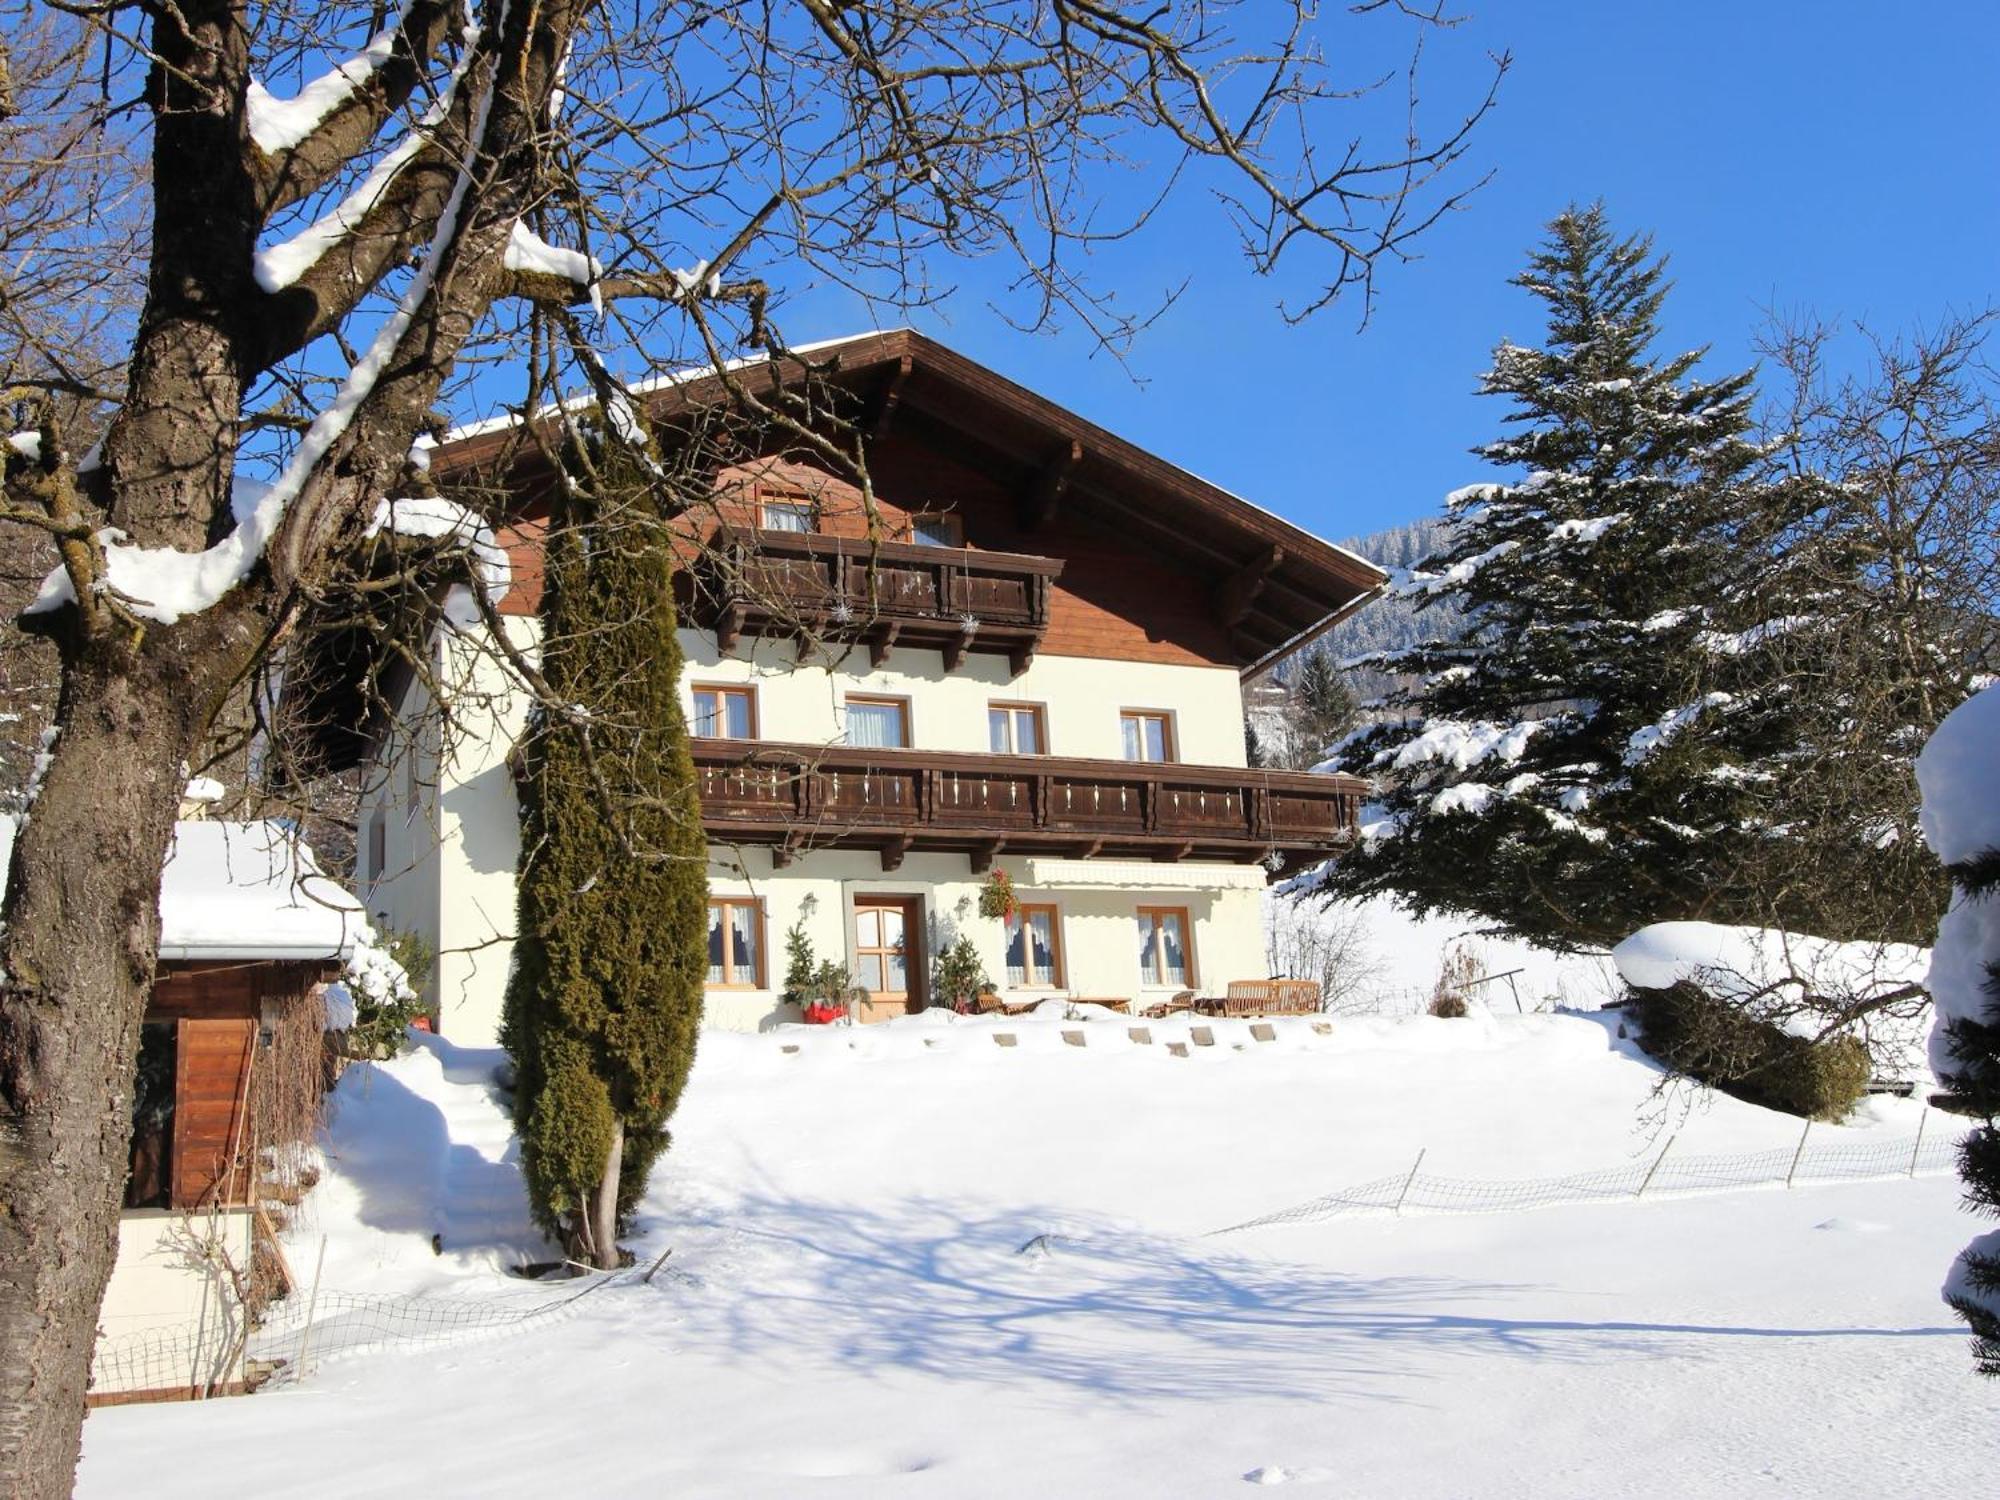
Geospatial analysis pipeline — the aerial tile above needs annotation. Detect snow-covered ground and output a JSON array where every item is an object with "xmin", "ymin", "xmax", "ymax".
[
  {"xmin": 79, "ymin": 998, "xmax": 1995, "ymax": 1498},
  {"xmin": 1264, "ymin": 887, "xmax": 1623, "ymax": 1016}
]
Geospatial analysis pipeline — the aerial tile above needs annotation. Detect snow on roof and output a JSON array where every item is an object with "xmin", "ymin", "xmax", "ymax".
[
  {"xmin": 434, "ymin": 330, "xmax": 902, "ymax": 447},
  {"xmin": 0, "ymin": 817, "xmax": 368, "ymax": 963}
]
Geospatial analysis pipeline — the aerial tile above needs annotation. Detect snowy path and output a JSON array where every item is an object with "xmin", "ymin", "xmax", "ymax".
[{"xmin": 80, "ymin": 1015, "xmax": 1999, "ymax": 1498}]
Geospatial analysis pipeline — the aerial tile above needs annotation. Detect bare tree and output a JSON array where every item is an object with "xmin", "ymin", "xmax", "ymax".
[
  {"xmin": 0, "ymin": 0, "xmax": 1503, "ymax": 1485},
  {"xmin": 0, "ymin": 6, "xmax": 147, "ymax": 806},
  {"xmin": 1721, "ymin": 311, "xmax": 2000, "ymax": 952}
]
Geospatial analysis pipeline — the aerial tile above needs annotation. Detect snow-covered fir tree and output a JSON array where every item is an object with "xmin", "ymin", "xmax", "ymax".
[
  {"xmin": 1917, "ymin": 684, "xmax": 2000, "ymax": 1375},
  {"xmin": 1319, "ymin": 204, "xmax": 1782, "ymax": 949}
]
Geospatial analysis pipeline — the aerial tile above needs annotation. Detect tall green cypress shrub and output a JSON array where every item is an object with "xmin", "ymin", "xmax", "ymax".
[{"xmin": 501, "ymin": 443, "xmax": 707, "ymax": 1267}]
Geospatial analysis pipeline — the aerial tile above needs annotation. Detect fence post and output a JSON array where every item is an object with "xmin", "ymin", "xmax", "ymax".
[
  {"xmin": 1909, "ymin": 1108, "xmax": 1927, "ymax": 1178},
  {"xmin": 1785, "ymin": 1118, "xmax": 1812, "ymax": 1189},
  {"xmin": 1392, "ymin": 1149, "xmax": 1427, "ymax": 1216},
  {"xmin": 293, "ymin": 1236, "xmax": 328, "ymax": 1382},
  {"xmin": 1636, "ymin": 1133, "xmax": 1677, "ymax": 1199}
]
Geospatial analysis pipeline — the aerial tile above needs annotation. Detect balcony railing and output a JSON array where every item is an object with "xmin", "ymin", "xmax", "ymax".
[
  {"xmin": 687, "ymin": 527, "xmax": 1065, "ymax": 674},
  {"xmin": 690, "ymin": 738, "xmax": 1364, "ymax": 876}
]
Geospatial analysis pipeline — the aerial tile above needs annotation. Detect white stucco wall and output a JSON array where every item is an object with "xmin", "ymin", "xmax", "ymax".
[
  {"xmin": 681, "ymin": 634, "xmax": 1250, "ymax": 766},
  {"xmin": 93, "ymin": 1210, "xmax": 255, "ymax": 1396},
  {"xmin": 707, "ymin": 847, "xmax": 1267, "ymax": 1032},
  {"xmin": 363, "ymin": 621, "xmax": 1264, "ymax": 1046},
  {"xmin": 360, "ymin": 620, "xmax": 535, "ymax": 1043}
]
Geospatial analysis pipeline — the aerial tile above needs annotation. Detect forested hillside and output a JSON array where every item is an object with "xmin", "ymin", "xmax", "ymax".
[{"xmin": 1322, "ymin": 516, "xmax": 1461, "ymax": 701}]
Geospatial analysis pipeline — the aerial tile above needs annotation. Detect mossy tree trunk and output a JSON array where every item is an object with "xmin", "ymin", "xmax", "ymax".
[{"xmin": 501, "ymin": 445, "xmax": 707, "ymax": 1268}]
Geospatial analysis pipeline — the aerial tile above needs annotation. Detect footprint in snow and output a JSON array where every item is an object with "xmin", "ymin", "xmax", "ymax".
[
  {"xmin": 1813, "ymin": 1217, "xmax": 1891, "ymax": 1233},
  {"xmin": 1244, "ymin": 1464, "xmax": 1334, "ymax": 1486}
]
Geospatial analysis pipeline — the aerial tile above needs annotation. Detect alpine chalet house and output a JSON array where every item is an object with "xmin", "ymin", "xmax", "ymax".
[{"xmin": 343, "ymin": 331, "xmax": 1382, "ymax": 1041}]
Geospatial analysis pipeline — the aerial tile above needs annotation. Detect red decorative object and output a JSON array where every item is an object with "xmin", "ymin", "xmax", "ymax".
[
  {"xmin": 802, "ymin": 1001, "xmax": 848, "ymax": 1026},
  {"xmin": 977, "ymin": 869, "xmax": 1018, "ymax": 921}
]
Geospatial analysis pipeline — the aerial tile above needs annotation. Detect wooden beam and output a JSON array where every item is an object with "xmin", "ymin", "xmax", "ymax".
[
  {"xmin": 970, "ymin": 838, "xmax": 1007, "ymax": 874},
  {"xmin": 1073, "ymin": 837, "xmax": 1104, "ymax": 859},
  {"xmin": 1216, "ymin": 544, "xmax": 1285, "ymax": 627},
  {"xmin": 1152, "ymin": 841, "xmax": 1196, "ymax": 863},
  {"xmin": 716, "ymin": 602, "xmax": 747, "ymax": 656},
  {"xmin": 881, "ymin": 834, "xmax": 913, "ymax": 872},
  {"xmin": 865, "ymin": 354, "xmax": 913, "ymax": 438},
  {"xmin": 867, "ymin": 619, "xmax": 902, "ymax": 669},
  {"xmin": 1019, "ymin": 439, "xmax": 1082, "ymax": 532}
]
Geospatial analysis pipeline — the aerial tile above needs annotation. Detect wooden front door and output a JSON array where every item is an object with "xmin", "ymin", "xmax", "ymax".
[{"xmin": 852, "ymin": 896, "xmax": 924, "ymax": 1023}]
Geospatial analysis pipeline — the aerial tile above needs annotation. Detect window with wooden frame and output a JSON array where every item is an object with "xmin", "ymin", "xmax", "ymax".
[
  {"xmin": 1120, "ymin": 710, "xmax": 1175, "ymax": 763},
  {"xmin": 908, "ymin": 511, "xmax": 963, "ymax": 548},
  {"xmin": 691, "ymin": 683, "xmax": 758, "ymax": 740},
  {"xmin": 844, "ymin": 694, "xmax": 911, "ymax": 749},
  {"xmin": 706, "ymin": 898, "xmax": 767, "ymax": 988},
  {"xmin": 987, "ymin": 701, "xmax": 1047, "ymax": 755},
  {"xmin": 759, "ymin": 496, "xmax": 817, "ymax": 533},
  {"xmin": 1004, "ymin": 904, "xmax": 1065, "ymax": 988},
  {"xmin": 1135, "ymin": 906, "xmax": 1195, "ymax": 988}
]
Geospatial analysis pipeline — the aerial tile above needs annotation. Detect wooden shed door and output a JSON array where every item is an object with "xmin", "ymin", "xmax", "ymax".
[
  {"xmin": 172, "ymin": 1017, "xmax": 257, "ymax": 1208},
  {"xmin": 852, "ymin": 897, "xmax": 924, "ymax": 1023}
]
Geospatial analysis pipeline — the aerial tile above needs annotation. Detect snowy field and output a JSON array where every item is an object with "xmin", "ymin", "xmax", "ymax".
[{"xmin": 79, "ymin": 987, "xmax": 1996, "ymax": 1499}]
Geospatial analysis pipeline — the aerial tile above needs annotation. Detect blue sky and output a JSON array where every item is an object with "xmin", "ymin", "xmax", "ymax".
[{"xmin": 787, "ymin": 3, "xmax": 1999, "ymax": 548}]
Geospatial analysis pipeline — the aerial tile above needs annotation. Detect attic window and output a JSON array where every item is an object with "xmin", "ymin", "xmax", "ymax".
[
  {"xmin": 909, "ymin": 512, "xmax": 962, "ymax": 547},
  {"xmin": 760, "ymin": 498, "xmax": 816, "ymax": 533}
]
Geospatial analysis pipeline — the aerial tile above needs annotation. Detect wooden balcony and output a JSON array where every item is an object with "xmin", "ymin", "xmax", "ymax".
[
  {"xmin": 690, "ymin": 739, "xmax": 1365, "ymax": 877},
  {"xmin": 687, "ymin": 527, "xmax": 1065, "ymax": 674}
]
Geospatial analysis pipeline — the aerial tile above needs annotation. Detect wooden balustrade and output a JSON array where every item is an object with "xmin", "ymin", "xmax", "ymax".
[
  {"xmin": 687, "ymin": 527, "xmax": 1065, "ymax": 674},
  {"xmin": 690, "ymin": 739, "xmax": 1363, "ymax": 876}
]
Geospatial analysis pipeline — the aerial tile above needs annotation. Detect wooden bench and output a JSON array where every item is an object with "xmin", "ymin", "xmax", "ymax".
[
  {"xmin": 973, "ymin": 993, "xmax": 1054, "ymax": 1017},
  {"xmin": 1194, "ymin": 979, "xmax": 1323, "ymax": 1018}
]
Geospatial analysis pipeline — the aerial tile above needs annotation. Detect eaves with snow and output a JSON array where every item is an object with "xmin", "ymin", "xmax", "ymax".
[{"xmin": 0, "ymin": 816, "xmax": 369, "ymax": 965}]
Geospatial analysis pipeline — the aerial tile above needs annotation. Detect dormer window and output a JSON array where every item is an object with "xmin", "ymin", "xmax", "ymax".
[
  {"xmin": 909, "ymin": 512, "xmax": 963, "ymax": 548},
  {"xmin": 760, "ymin": 498, "xmax": 816, "ymax": 533}
]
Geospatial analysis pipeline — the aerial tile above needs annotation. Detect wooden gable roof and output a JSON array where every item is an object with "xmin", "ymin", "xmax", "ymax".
[{"xmin": 432, "ymin": 329, "xmax": 1386, "ymax": 675}]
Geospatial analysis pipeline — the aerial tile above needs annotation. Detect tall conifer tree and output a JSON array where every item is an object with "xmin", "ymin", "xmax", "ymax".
[
  {"xmin": 1919, "ymin": 686, "xmax": 2000, "ymax": 1375},
  {"xmin": 1320, "ymin": 205, "xmax": 1775, "ymax": 948},
  {"xmin": 502, "ymin": 440, "xmax": 708, "ymax": 1267}
]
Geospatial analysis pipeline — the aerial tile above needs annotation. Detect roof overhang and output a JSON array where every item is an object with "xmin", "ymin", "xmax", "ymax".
[{"xmin": 428, "ymin": 328, "xmax": 1388, "ymax": 676}]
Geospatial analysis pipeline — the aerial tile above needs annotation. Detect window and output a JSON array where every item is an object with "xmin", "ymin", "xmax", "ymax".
[
  {"xmin": 1005, "ymin": 904, "xmax": 1065, "ymax": 988},
  {"xmin": 366, "ymin": 809, "xmax": 387, "ymax": 882},
  {"xmin": 844, "ymin": 695, "xmax": 911, "ymax": 748},
  {"xmin": 853, "ymin": 901, "xmax": 911, "ymax": 995},
  {"xmin": 760, "ymin": 498, "xmax": 816, "ymax": 533},
  {"xmin": 988, "ymin": 702, "xmax": 1046, "ymax": 755},
  {"xmin": 1121, "ymin": 711, "xmax": 1175, "ymax": 763},
  {"xmin": 707, "ymin": 899, "xmax": 766, "ymax": 987},
  {"xmin": 909, "ymin": 512, "xmax": 963, "ymax": 547},
  {"xmin": 691, "ymin": 684, "xmax": 757, "ymax": 739},
  {"xmin": 1136, "ymin": 906, "xmax": 1195, "ymax": 988}
]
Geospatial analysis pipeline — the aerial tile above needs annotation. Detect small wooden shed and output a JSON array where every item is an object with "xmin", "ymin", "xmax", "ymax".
[{"xmin": 0, "ymin": 816, "xmax": 373, "ymax": 1402}]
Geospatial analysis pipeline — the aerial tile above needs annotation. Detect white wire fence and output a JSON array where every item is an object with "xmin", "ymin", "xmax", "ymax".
[
  {"xmin": 92, "ymin": 1261, "xmax": 636, "ymax": 1403},
  {"xmin": 1209, "ymin": 1121, "xmax": 1959, "ymax": 1236},
  {"xmin": 96, "ymin": 1122, "xmax": 1962, "ymax": 1400}
]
